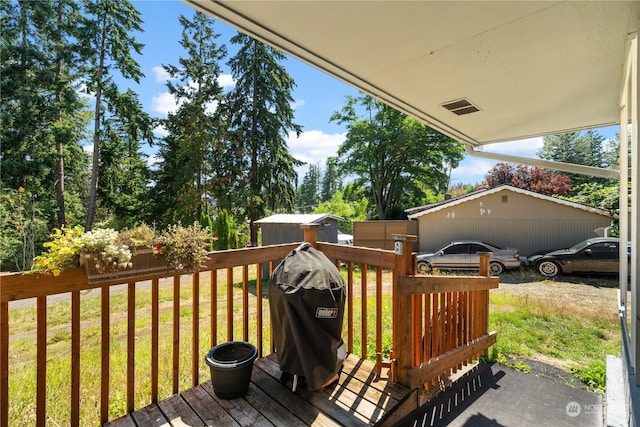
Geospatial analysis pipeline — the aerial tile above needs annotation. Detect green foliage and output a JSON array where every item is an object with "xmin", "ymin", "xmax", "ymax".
[
  {"xmin": 153, "ymin": 222, "xmax": 209, "ymax": 272},
  {"xmin": 214, "ymin": 210, "xmax": 233, "ymax": 250},
  {"xmin": 488, "ymin": 293, "xmax": 618, "ymax": 392},
  {"xmin": 82, "ymin": 0, "xmax": 147, "ymax": 230},
  {"xmin": 538, "ymin": 130, "xmax": 616, "ymax": 190},
  {"xmin": 151, "ymin": 12, "xmax": 227, "ymax": 228},
  {"xmin": 31, "ymin": 226, "xmax": 86, "ymax": 276},
  {"xmin": 1, "ymin": 0, "xmax": 90, "ymax": 228},
  {"xmin": 0, "ymin": 187, "xmax": 50, "ymax": 272},
  {"xmin": 561, "ymin": 182, "xmax": 620, "ymax": 236},
  {"xmin": 297, "ymin": 164, "xmax": 321, "ymax": 213},
  {"xmin": 321, "ymin": 157, "xmax": 342, "ymax": 202},
  {"xmin": 563, "ymin": 182, "xmax": 620, "ymax": 214},
  {"xmin": 225, "ymin": 32, "xmax": 302, "ymax": 244},
  {"xmin": 313, "ymin": 190, "xmax": 368, "ymax": 234},
  {"xmin": 331, "ymin": 94, "xmax": 464, "ymax": 219},
  {"xmin": 571, "ymin": 361, "xmax": 606, "ymax": 392},
  {"xmin": 98, "ymin": 90, "xmax": 154, "ymax": 227},
  {"xmin": 200, "ymin": 211, "xmax": 215, "ymax": 251}
]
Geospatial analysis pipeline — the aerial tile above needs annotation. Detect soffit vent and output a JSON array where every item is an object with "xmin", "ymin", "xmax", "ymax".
[{"xmin": 441, "ymin": 98, "xmax": 480, "ymax": 116}]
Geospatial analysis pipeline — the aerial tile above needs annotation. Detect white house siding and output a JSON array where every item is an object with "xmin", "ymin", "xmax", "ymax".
[{"xmin": 415, "ymin": 189, "xmax": 612, "ymax": 257}]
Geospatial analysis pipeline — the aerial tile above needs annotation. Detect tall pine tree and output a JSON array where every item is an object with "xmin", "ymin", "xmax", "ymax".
[
  {"xmin": 81, "ymin": 0, "xmax": 146, "ymax": 230},
  {"xmin": 151, "ymin": 12, "xmax": 227, "ymax": 227},
  {"xmin": 297, "ymin": 164, "xmax": 321, "ymax": 213},
  {"xmin": 224, "ymin": 33, "xmax": 302, "ymax": 245},
  {"xmin": 1, "ymin": 0, "xmax": 89, "ymax": 228}
]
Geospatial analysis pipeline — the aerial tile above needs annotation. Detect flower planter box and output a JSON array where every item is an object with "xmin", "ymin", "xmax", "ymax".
[{"xmin": 82, "ymin": 246, "xmax": 168, "ymax": 284}]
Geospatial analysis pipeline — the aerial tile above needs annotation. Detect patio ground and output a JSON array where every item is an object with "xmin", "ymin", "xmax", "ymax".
[{"xmin": 398, "ymin": 360, "xmax": 603, "ymax": 427}]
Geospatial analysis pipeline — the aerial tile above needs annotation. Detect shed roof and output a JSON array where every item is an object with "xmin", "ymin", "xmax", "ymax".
[
  {"xmin": 255, "ymin": 213, "xmax": 344, "ymax": 225},
  {"xmin": 406, "ymin": 185, "xmax": 613, "ymax": 219}
]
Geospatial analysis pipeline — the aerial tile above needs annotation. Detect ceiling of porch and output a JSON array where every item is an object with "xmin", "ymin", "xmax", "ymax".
[{"xmin": 185, "ymin": 1, "xmax": 638, "ymax": 146}]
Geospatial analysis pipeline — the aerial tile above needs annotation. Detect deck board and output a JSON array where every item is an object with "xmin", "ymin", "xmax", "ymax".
[{"xmin": 115, "ymin": 354, "xmax": 411, "ymax": 427}]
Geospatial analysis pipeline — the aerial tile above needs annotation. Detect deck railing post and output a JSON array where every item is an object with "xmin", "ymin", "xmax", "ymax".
[
  {"xmin": 301, "ymin": 223, "xmax": 319, "ymax": 247},
  {"xmin": 392, "ymin": 234, "xmax": 417, "ymax": 386},
  {"xmin": 477, "ymin": 252, "xmax": 491, "ymax": 278}
]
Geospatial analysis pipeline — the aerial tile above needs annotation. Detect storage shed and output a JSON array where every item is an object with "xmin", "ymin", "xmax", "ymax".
[
  {"xmin": 256, "ymin": 214, "xmax": 344, "ymax": 246},
  {"xmin": 406, "ymin": 186, "xmax": 614, "ymax": 258}
]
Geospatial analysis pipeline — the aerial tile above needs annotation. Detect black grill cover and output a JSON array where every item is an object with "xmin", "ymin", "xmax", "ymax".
[{"xmin": 268, "ymin": 243, "xmax": 346, "ymax": 391}]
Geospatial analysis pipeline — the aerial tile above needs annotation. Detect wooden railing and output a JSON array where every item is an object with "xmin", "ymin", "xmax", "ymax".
[
  {"xmin": 0, "ymin": 228, "xmax": 496, "ymax": 426},
  {"xmin": 393, "ymin": 239, "xmax": 498, "ymax": 389}
]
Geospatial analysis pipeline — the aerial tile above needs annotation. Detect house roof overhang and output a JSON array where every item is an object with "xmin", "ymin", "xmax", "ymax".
[{"xmin": 184, "ymin": 1, "xmax": 639, "ymax": 146}]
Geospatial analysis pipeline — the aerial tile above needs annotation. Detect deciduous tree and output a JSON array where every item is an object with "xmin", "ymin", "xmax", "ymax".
[
  {"xmin": 331, "ymin": 95, "xmax": 464, "ymax": 219},
  {"xmin": 484, "ymin": 162, "xmax": 571, "ymax": 196}
]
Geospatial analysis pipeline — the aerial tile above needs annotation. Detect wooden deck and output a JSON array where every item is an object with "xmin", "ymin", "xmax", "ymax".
[{"xmin": 105, "ymin": 354, "xmax": 413, "ymax": 427}]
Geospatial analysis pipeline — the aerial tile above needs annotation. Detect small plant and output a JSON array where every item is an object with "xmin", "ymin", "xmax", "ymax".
[
  {"xmin": 117, "ymin": 223, "xmax": 157, "ymax": 251},
  {"xmin": 31, "ymin": 226, "xmax": 86, "ymax": 276},
  {"xmin": 571, "ymin": 361, "xmax": 606, "ymax": 392},
  {"xmin": 78, "ymin": 228, "xmax": 132, "ymax": 275},
  {"xmin": 152, "ymin": 222, "xmax": 209, "ymax": 273}
]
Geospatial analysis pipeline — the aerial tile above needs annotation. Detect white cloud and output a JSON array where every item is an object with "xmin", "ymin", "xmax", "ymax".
[
  {"xmin": 287, "ymin": 130, "xmax": 346, "ymax": 177},
  {"xmin": 450, "ymin": 157, "xmax": 496, "ymax": 185},
  {"xmin": 291, "ymin": 99, "xmax": 305, "ymax": 110},
  {"xmin": 450, "ymin": 137, "xmax": 545, "ymax": 184},
  {"xmin": 151, "ymin": 91, "xmax": 180, "ymax": 116},
  {"xmin": 152, "ymin": 66, "xmax": 172, "ymax": 83},
  {"xmin": 477, "ymin": 137, "xmax": 543, "ymax": 158},
  {"xmin": 218, "ymin": 73, "xmax": 235, "ymax": 89},
  {"xmin": 153, "ymin": 124, "xmax": 168, "ymax": 138}
]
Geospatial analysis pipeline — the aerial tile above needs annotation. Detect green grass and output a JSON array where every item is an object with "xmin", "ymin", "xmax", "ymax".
[{"xmin": 485, "ymin": 292, "xmax": 619, "ymax": 392}]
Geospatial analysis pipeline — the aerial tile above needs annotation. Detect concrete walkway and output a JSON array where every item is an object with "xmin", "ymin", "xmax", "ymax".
[{"xmin": 397, "ymin": 362, "xmax": 603, "ymax": 427}]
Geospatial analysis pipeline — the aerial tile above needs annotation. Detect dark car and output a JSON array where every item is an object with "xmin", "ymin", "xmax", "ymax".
[
  {"xmin": 533, "ymin": 237, "xmax": 626, "ymax": 277},
  {"xmin": 416, "ymin": 240, "xmax": 521, "ymax": 275}
]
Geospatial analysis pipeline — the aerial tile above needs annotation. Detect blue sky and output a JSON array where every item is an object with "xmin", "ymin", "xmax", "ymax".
[{"xmin": 123, "ymin": 1, "xmax": 619, "ymax": 186}]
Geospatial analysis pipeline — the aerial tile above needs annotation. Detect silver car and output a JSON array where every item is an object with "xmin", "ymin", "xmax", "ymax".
[{"xmin": 416, "ymin": 240, "xmax": 522, "ymax": 275}]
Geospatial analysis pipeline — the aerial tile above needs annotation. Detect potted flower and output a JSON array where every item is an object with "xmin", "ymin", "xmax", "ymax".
[
  {"xmin": 151, "ymin": 222, "xmax": 210, "ymax": 273},
  {"xmin": 31, "ymin": 222, "xmax": 210, "ymax": 282}
]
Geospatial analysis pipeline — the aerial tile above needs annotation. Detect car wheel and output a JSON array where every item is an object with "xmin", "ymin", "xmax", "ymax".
[
  {"xmin": 538, "ymin": 260, "xmax": 560, "ymax": 277},
  {"xmin": 489, "ymin": 262, "xmax": 504, "ymax": 275},
  {"xmin": 417, "ymin": 261, "xmax": 432, "ymax": 274}
]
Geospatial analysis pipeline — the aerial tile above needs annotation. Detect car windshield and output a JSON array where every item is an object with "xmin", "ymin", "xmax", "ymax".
[{"xmin": 568, "ymin": 239, "xmax": 591, "ymax": 253}]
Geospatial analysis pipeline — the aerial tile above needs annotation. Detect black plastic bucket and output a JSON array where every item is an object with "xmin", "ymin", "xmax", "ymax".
[{"xmin": 205, "ymin": 341, "xmax": 258, "ymax": 399}]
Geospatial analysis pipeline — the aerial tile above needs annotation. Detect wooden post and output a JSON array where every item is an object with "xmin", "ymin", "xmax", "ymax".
[
  {"xmin": 478, "ymin": 252, "xmax": 491, "ymax": 277},
  {"xmin": 392, "ymin": 234, "xmax": 417, "ymax": 386},
  {"xmin": 301, "ymin": 223, "xmax": 319, "ymax": 247},
  {"xmin": 477, "ymin": 252, "xmax": 492, "ymax": 356}
]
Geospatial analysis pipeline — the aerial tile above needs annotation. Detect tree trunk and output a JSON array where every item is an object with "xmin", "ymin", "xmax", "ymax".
[
  {"xmin": 54, "ymin": 45, "xmax": 66, "ymax": 227},
  {"xmin": 86, "ymin": 18, "xmax": 107, "ymax": 231}
]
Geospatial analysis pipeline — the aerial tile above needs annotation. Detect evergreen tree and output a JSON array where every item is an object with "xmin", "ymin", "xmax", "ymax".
[
  {"xmin": 151, "ymin": 12, "xmax": 227, "ymax": 227},
  {"xmin": 537, "ymin": 130, "xmax": 612, "ymax": 188},
  {"xmin": 297, "ymin": 164, "xmax": 321, "ymax": 213},
  {"xmin": 225, "ymin": 33, "xmax": 303, "ymax": 245},
  {"xmin": 321, "ymin": 156, "xmax": 342, "ymax": 202},
  {"xmin": 1, "ymin": 0, "xmax": 89, "ymax": 228},
  {"xmin": 81, "ymin": 0, "xmax": 146, "ymax": 230},
  {"xmin": 99, "ymin": 90, "xmax": 153, "ymax": 228}
]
